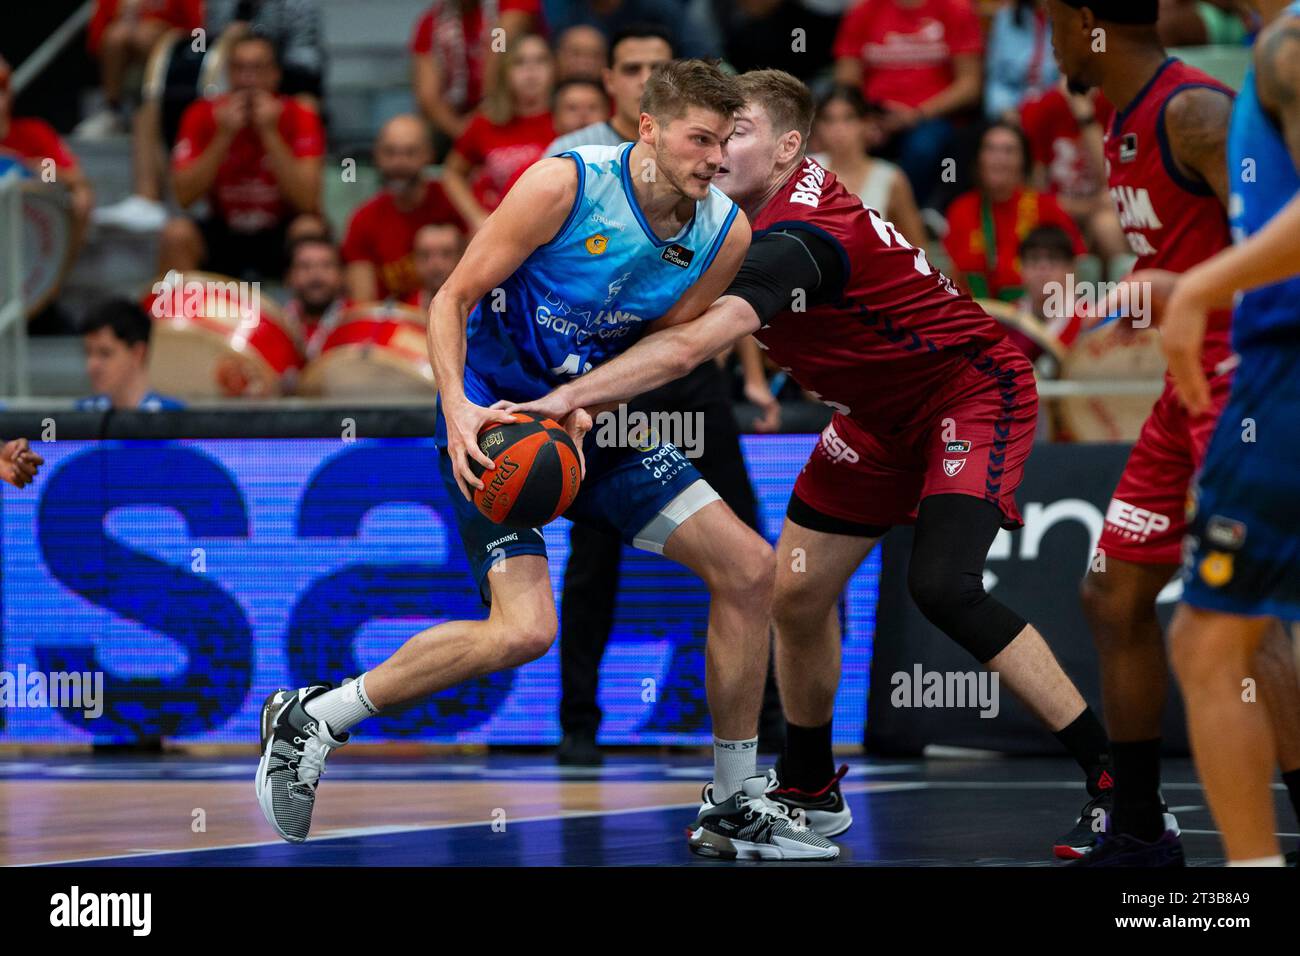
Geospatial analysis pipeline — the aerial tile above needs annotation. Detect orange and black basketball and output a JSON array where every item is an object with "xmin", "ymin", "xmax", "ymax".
[{"xmin": 470, "ymin": 413, "xmax": 582, "ymax": 528}]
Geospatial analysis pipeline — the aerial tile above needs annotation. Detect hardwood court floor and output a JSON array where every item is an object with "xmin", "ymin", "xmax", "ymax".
[{"xmin": 1, "ymin": 754, "xmax": 1294, "ymax": 866}]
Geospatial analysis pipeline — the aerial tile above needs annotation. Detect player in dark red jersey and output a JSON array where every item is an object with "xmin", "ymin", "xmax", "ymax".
[
  {"xmin": 507, "ymin": 69, "xmax": 1115, "ymax": 858},
  {"xmin": 1046, "ymin": 0, "xmax": 1300, "ymax": 865}
]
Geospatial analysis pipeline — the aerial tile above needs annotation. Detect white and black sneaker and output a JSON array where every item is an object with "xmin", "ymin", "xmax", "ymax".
[
  {"xmin": 769, "ymin": 763, "xmax": 853, "ymax": 837},
  {"xmin": 255, "ymin": 685, "xmax": 348, "ymax": 844},
  {"xmin": 688, "ymin": 770, "xmax": 840, "ymax": 861}
]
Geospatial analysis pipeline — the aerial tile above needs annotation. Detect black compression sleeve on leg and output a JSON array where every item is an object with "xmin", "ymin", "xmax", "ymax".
[{"xmin": 907, "ymin": 494, "xmax": 1028, "ymax": 663}]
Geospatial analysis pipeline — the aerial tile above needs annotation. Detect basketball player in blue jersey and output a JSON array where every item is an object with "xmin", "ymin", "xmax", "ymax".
[
  {"xmin": 254, "ymin": 60, "xmax": 838, "ymax": 860},
  {"xmin": 1142, "ymin": 0, "xmax": 1300, "ymax": 866}
]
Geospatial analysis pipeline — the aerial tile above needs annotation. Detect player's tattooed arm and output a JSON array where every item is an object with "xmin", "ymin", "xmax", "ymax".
[
  {"xmin": 1256, "ymin": 17, "xmax": 1300, "ymax": 171},
  {"xmin": 1163, "ymin": 85, "xmax": 1234, "ymax": 208},
  {"xmin": 1169, "ymin": 13, "xmax": 1300, "ymax": 306},
  {"xmin": 1159, "ymin": 15, "xmax": 1300, "ymax": 415}
]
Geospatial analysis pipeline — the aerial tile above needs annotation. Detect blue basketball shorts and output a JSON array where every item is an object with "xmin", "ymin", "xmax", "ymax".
[
  {"xmin": 1181, "ymin": 343, "xmax": 1300, "ymax": 621},
  {"xmin": 434, "ymin": 400, "xmax": 720, "ymax": 603}
]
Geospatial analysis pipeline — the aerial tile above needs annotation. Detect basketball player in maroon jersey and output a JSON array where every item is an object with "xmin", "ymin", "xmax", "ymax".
[
  {"xmin": 507, "ymin": 69, "xmax": 1115, "ymax": 858},
  {"xmin": 1046, "ymin": 0, "xmax": 1300, "ymax": 864}
]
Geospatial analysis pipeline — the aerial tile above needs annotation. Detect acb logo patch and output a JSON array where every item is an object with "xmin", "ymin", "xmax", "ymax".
[{"xmin": 585, "ymin": 234, "xmax": 609, "ymax": 255}]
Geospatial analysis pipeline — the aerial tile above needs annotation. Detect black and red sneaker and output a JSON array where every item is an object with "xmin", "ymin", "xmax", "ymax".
[
  {"xmin": 1053, "ymin": 787, "xmax": 1112, "ymax": 860},
  {"xmin": 770, "ymin": 764, "xmax": 852, "ymax": 837},
  {"xmin": 1067, "ymin": 827, "xmax": 1186, "ymax": 867},
  {"xmin": 1053, "ymin": 766, "xmax": 1116, "ymax": 859},
  {"xmin": 1054, "ymin": 774, "xmax": 1183, "ymax": 861}
]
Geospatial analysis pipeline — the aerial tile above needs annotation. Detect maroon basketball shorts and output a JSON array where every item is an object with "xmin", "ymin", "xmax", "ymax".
[
  {"xmin": 1098, "ymin": 369, "xmax": 1234, "ymax": 566},
  {"xmin": 791, "ymin": 343, "xmax": 1038, "ymax": 532}
]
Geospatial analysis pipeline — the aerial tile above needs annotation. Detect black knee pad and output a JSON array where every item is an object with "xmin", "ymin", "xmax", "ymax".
[
  {"xmin": 906, "ymin": 562, "xmax": 1027, "ymax": 663},
  {"xmin": 908, "ymin": 495, "xmax": 1028, "ymax": 663}
]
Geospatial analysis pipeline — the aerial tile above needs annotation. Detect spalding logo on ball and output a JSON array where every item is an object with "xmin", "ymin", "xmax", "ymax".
[{"xmin": 471, "ymin": 413, "xmax": 582, "ymax": 528}]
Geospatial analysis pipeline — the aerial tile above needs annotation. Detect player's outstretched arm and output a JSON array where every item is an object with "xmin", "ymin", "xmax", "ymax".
[
  {"xmin": 428, "ymin": 157, "xmax": 579, "ymax": 499},
  {"xmin": 503, "ymin": 226, "xmax": 844, "ymax": 421},
  {"xmin": 0, "ymin": 439, "xmax": 44, "ymax": 489},
  {"xmin": 1161, "ymin": 19, "xmax": 1300, "ymax": 414},
  {"xmin": 576, "ymin": 295, "xmax": 763, "ymax": 412}
]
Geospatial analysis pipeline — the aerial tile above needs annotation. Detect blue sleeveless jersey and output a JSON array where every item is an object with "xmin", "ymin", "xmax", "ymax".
[
  {"xmin": 460, "ymin": 142, "xmax": 739, "ymax": 405},
  {"xmin": 1228, "ymin": 25, "xmax": 1300, "ymax": 350}
]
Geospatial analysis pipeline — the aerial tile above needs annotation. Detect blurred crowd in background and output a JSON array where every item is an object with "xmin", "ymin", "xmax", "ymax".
[{"xmin": 0, "ymin": 0, "xmax": 1259, "ymax": 416}]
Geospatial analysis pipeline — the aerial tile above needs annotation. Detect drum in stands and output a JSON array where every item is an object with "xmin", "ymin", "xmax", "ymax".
[
  {"xmin": 142, "ymin": 271, "xmax": 304, "ymax": 398},
  {"xmin": 298, "ymin": 303, "xmax": 434, "ymax": 398},
  {"xmin": 143, "ymin": 27, "xmax": 236, "ymax": 145},
  {"xmin": 975, "ymin": 298, "xmax": 1066, "ymax": 368},
  {"xmin": 11, "ymin": 179, "xmax": 74, "ymax": 319},
  {"xmin": 1058, "ymin": 326, "xmax": 1166, "ymax": 441}
]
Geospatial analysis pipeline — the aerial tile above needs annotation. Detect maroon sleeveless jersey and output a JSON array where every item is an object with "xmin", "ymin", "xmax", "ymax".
[
  {"xmin": 1103, "ymin": 57, "xmax": 1234, "ymax": 363},
  {"xmin": 749, "ymin": 155, "xmax": 1020, "ymax": 432}
]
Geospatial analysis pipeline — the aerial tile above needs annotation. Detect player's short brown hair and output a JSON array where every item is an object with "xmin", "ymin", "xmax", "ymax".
[
  {"xmin": 735, "ymin": 69, "xmax": 814, "ymax": 152},
  {"xmin": 640, "ymin": 59, "xmax": 744, "ymax": 125}
]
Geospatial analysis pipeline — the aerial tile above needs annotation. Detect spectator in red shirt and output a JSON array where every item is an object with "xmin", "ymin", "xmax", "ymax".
[
  {"xmin": 1019, "ymin": 82, "xmax": 1128, "ymax": 264},
  {"xmin": 552, "ymin": 77, "xmax": 611, "ymax": 136},
  {"xmin": 943, "ymin": 121, "xmax": 1085, "ymax": 301},
  {"xmin": 77, "ymin": 0, "xmax": 205, "ymax": 139},
  {"xmin": 832, "ymin": 0, "xmax": 984, "ymax": 206},
  {"xmin": 406, "ymin": 222, "xmax": 465, "ymax": 311},
  {"xmin": 0, "ymin": 56, "xmax": 95, "ymax": 256},
  {"xmin": 341, "ymin": 115, "xmax": 466, "ymax": 302},
  {"xmin": 442, "ymin": 32, "xmax": 555, "ymax": 231},
  {"xmin": 285, "ymin": 236, "xmax": 346, "ymax": 349},
  {"xmin": 410, "ymin": 0, "xmax": 543, "ymax": 145},
  {"xmin": 159, "ymin": 34, "xmax": 326, "ymax": 280},
  {"xmin": 94, "ymin": 1, "xmax": 327, "ymax": 233}
]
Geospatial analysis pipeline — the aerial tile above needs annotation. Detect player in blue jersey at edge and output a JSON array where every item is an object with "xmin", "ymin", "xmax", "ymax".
[
  {"xmin": 1134, "ymin": 0, "xmax": 1300, "ymax": 866},
  {"xmin": 253, "ymin": 59, "xmax": 838, "ymax": 860}
]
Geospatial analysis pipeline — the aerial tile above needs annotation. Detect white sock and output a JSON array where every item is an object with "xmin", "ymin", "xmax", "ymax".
[
  {"xmin": 1227, "ymin": 855, "xmax": 1285, "ymax": 867},
  {"xmin": 304, "ymin": 673, "xmax": 379, "ymax": 735},
  {"xmin": 713, "ymin": 736, "xmax": 758, "ymax": 799}
]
